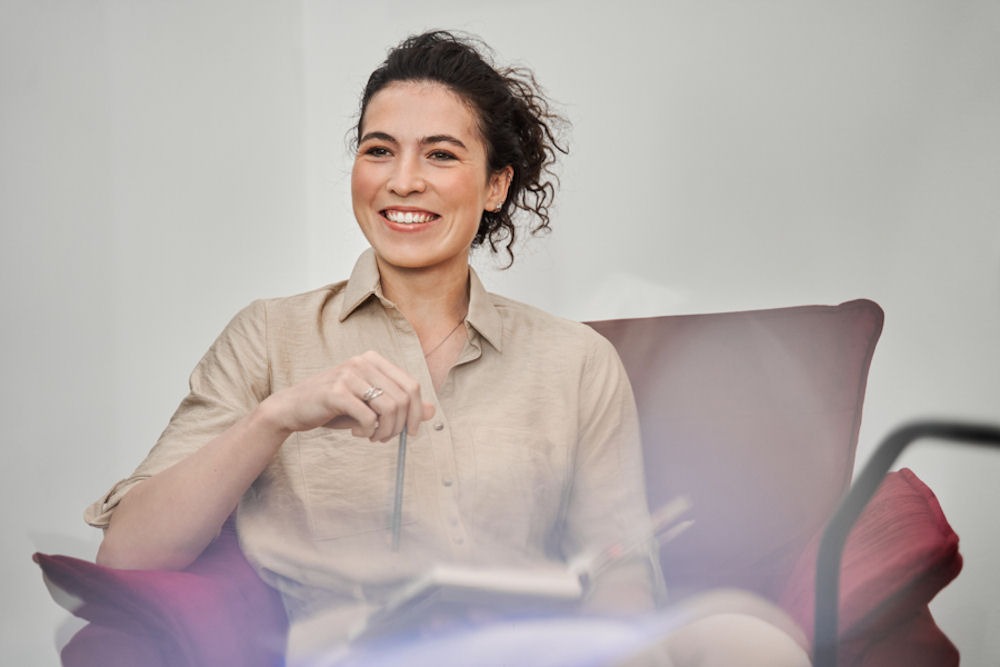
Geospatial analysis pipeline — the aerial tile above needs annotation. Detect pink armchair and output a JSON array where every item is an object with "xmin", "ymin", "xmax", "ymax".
[{"xmin": 35, "ymin": 299, "xmax": 963, "ymax": 666}]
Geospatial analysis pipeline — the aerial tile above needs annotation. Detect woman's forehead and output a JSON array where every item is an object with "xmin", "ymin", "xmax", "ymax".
[{"xmin": 360, "ymin": 81, "xmax": 484, "ymax": 144}]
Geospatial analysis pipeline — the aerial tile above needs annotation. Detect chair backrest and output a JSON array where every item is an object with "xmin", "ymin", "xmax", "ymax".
[{"xmin": 588, "ymin": 299, "xmax": 883, "ymax": 600}]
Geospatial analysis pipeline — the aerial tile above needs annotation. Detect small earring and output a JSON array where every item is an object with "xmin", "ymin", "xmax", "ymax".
[{"xmin": 494, "ymin": 201, "xmax": 503, "ymax": 212}]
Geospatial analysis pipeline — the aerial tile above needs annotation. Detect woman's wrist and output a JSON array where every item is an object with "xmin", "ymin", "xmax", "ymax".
[{"xmin": 249, "ymin": 396, "xmax": 296, "ymax": 443}]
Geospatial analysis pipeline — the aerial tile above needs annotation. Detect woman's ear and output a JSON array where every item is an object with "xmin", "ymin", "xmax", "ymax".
[{"xmin": 488, "ymin": 166, "xmax": 514, "ymax": 211}]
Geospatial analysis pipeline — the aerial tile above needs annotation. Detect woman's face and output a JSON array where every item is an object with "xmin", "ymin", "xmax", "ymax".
[{"xmin": 351, "ymin": 80, "xmax": 509, "ymax": 277}]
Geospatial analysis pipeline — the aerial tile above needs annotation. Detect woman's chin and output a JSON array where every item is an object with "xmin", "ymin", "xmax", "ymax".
[{"xmin": 370, "ymin": 238, "xmax": 473, "ymax": 273}]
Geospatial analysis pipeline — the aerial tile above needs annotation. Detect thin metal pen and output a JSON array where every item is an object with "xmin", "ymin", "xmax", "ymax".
[{"xmin": 390, "ymin": 429, "xmax": 407, "ymax": 551}]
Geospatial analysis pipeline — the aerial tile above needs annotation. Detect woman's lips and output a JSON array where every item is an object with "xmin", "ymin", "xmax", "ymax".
[{"xmin": 381, "ymin": 208, "xmax": 439, "ymax": 224}]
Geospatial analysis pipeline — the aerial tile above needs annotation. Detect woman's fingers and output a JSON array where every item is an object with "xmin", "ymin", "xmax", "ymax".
[
  {"xmin": 324, "ymin": 351, "xmax": 434, "ymax": 441},
  {"xmin": 351, "ymin": 367, "xmax": 408, "ymax": 442},
  {"xmin": 331, "ymin": 371, "xmax": 383, "ymax": 437},
  {"xmin": 265, "ymin": 352, "xmax": 434, "ymax": 441},
  {"xmin": 268, "ymin": 350, "xmax": 436, "ymax": 441},
  {"xmin": 358, "ymin": 351, "xmax": 430, "ymax": 438}
]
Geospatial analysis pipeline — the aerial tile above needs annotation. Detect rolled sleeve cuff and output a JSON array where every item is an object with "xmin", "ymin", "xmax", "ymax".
[{"xmin": 83, "ymin": 476, "xmax": 149, "ymax": 528}]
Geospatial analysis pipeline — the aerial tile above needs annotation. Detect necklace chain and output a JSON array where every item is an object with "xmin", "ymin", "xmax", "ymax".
[{"xmin": 423, "ymin": 319, "xmax": 464, "ymax": 358}]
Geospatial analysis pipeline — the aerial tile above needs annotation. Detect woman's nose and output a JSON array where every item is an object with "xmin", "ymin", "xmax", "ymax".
[{"xmin": 388, "ymin": 155, "xmax": 426, "ymax": 195}]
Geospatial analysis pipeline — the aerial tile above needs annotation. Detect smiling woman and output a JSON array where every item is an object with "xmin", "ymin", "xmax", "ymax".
[
  {"xmin": 354, "ymin": 32, "xmax": 566, "ymax": 262},
  {"xmin": 80, "ymin": 30, "xmax": 807, "ymax": 667},
  {"xmin": 351, "ymin": 81, "xmax": 511, "ymax": 285}
]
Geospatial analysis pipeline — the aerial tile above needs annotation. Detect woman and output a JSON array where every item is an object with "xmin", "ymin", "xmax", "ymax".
[{"xmin": 86, "ymin": 30, "xmax": 808, "ymax": 667}]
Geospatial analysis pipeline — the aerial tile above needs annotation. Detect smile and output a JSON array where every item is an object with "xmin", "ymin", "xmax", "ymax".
[{"xmin": 382, "ymin": 209, "xmax": 439, "ymax": 224}]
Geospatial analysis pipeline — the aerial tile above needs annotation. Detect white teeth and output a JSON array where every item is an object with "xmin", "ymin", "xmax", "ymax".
[{"xmin": 385, "ymin": 210, "xmax": 434, "ymax": 224}]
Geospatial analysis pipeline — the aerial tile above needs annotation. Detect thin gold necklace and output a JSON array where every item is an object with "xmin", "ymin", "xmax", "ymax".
[{"xmin": 423, "ymin": 319, "xmax": 464, "ymax": 358}]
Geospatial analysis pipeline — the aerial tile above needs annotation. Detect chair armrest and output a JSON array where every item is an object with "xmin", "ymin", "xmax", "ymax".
[
  {"xmin": 778, "ymin": 468, "xmax": 961, "ymax": 665},
  {"xmin": 34, "ymin": 519, "xmax": 287, "ymax": 667},
  {"xmin": 812, "ymin": 421, "xmax": 1000, "ymax": 667}
]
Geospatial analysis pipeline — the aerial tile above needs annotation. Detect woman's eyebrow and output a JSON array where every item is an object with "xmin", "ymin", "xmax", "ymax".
[
  {"xmin": 422, "ymin": 134, "xmax": 467, "ymax": 149},
  {"xmin": 359, "ymin": 131, "xmax": 396, "ymax": 144},
  {"xmin": 358, "ymin": 131, "xmax": 467, "ymax": 150}
]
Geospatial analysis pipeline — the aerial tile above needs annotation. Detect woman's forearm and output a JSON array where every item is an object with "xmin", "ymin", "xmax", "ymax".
[
  {"xmin": 96, "ymin": 351, "xmax": 430, "ymax": 570},
  {"xmin": 95, "ymin": 403, "xmax": 291, "ymax": 570}
]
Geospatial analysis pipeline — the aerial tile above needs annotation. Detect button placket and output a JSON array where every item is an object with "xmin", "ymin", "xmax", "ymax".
[
  {"xmin": 388, "ymin": 310, "xmax": 465, "ymax": 549},
  {"xmin": 389, "ymin": 315, "xmax": 469, "ymax": 551},
  {"xmin": 426, "ymin": 418, "xmax": 468, "ymax": 548}
]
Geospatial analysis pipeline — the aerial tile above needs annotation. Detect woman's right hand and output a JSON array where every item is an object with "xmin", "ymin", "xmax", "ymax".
[{"xmin": 259, "ymin": 350, "xmax": 435, "ymax": 442}]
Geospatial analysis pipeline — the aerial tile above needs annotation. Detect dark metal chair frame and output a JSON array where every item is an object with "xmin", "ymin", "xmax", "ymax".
[{"xmin": 813, "ymin": 420, "xmax": 1000, "ymax": 667}]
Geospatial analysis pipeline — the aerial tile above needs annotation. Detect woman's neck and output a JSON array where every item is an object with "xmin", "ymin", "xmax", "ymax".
[
  {"xmin": 375, "ymin": 255, "xmax": 471, "ymax": 389},
  {"xmin": 376, "ymin": 256, "xmax": 470, "ymax": 333}
]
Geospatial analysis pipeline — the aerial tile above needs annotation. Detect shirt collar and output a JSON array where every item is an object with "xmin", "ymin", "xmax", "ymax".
[
  {"xmin": 339, "ymin": 248, "xmax": 384, "ymax": 320},
  {"xmin": 467, "ymin": 267, "xmax": 503, "ymax": 352},
  {"xmin": 338, "ymin": 248, "xmax": 504, "ymax": 352}
]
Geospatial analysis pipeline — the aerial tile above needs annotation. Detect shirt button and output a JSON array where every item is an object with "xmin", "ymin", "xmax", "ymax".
[
  {"xmin": 433, "ymin": 422, "xmax": 445, "ymax": 431},
  {"xmin": 442, "ymin": 478, "xmax": 453, "ymax": 487}
]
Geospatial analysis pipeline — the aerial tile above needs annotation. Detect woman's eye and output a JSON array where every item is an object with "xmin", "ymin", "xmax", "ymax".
[
  {"xmin": 429, "ymin": 150, "xmax": 457, "ymax": 161},
  {"xmin": 363, "ymin": 146, "xmax": 391, "ymax": 158}
]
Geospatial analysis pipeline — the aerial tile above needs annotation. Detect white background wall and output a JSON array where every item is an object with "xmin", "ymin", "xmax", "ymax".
[{"xmin": 2, "ymin": 1, "xmax": 998, "ymax": 664}]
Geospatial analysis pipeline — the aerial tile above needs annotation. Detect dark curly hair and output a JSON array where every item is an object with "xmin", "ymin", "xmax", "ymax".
[{"xmin": 354, "ymin": 30, "xmax": 568, "ymax": 265}]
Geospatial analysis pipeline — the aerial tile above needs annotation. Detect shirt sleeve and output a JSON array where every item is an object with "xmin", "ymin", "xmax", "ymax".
[
  {"xmin": 84, "ymin": 299, "xmax": 272, "ymax": 528},
  {"xmin": 561, "ymin": 329, "xmax": 667, "ymax": 610}
]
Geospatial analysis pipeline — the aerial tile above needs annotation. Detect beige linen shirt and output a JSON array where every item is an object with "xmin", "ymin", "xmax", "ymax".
[{"xmin": 86, "ymin": 249, "xmax": 660, "ymax": 655}]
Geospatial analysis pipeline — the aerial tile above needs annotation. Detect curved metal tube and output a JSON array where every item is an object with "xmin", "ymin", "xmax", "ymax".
[{"xmin": 813, "ymin": 420, "xmax": 1000, "ymax": 667}]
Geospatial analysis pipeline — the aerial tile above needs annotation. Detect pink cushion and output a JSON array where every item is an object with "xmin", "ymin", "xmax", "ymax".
[
  {"xmin": 60, "ymin": 623, "xmax": 167, "ymax": 667},
  {"xmin": 34, "ymin": 519, "xmax": 287, "ymax": 667},
  {"xmin": 778, "ymin": 468, "xmax": 961, "ymax": 664},
  {"xmin": 854, "ymin": 607, "xmax": 959, "ymax": 667},
  {"xmin": 589, "ymin": 299, "xmax": 884, "ymax": 599}
]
